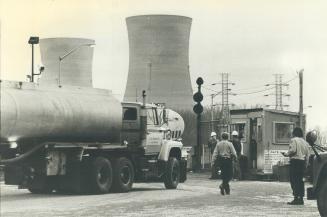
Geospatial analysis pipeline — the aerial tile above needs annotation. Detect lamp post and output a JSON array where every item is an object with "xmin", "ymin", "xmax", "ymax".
[
  {"xmin": 210, "ymin": 92, "xmax": 221, "ymax": 131},
  {"xmin": 209, "ymin": 86, "xmax": 233, "ymax": 132},
  {"xmin": 28, "ymin": 36, "xmax": 39, "ymax": 82},
  {"xmin": 58, "ymin": 43, "xmax": 95, "ymax": 87}
]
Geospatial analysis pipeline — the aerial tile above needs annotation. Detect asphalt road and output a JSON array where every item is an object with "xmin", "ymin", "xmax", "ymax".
[{"xmin": 0, "ymin": 172, "xmax": 320, "ymax": 217}]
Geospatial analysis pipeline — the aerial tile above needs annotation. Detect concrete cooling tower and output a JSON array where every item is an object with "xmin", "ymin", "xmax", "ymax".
[
  {"xmin": 124, "ymin": 15, "xmax": 193, "ymax": 111},
  {"xmin": 39, "ymin": 38, "xmax": 94, "ymax": 87}
]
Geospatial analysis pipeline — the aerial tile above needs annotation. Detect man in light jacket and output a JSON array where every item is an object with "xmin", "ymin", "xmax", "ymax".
[
  {"xmin": 282, "ymin": 127, "xmax": 310, "ymax": 205},
  {"xmin": 211, "ymin": 132, "xmax": 237, "ymax": 195}
]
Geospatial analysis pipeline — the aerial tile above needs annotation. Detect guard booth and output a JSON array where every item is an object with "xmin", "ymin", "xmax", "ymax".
[{"xmin": 230, "ymin": 108, "xmax": 305, "ymax": 175}]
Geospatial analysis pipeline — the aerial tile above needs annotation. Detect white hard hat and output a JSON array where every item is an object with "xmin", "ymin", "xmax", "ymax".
[
  {"xmin": 210, "ymin": 132, "xmax": 217, "ymax": 137},
  {"xmin": 232, "ymin": 131, "xmax": 239, "ymax": 136}
]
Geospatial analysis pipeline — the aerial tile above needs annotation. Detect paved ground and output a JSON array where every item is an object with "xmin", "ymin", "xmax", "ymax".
[{"xmin": 0, "ymin": 172, "xmax": 320, "ymax": 217}]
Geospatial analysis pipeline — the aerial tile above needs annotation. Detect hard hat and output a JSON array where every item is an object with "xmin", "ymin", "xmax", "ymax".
[
  {"xmin": 210, "ymin": 132, "xmax": 217, "ymax": 137},
  {"xmin": 232, "ymin": 131, "xmax": 239, "ymax": 136}
]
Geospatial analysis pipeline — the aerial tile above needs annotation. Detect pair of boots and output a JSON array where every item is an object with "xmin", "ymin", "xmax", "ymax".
[
  {"xmin": 219, "ymin": 184, "xmax": 230, "ymax": 195},
  {"xmin": 287, "ymin": 197, "xmax": 304, "ymax": 205}
]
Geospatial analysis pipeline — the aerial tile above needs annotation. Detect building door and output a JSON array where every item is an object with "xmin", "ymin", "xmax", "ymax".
[{"xmin": 249, "ymin": 118, "xmax": 258, "ymax": 169}]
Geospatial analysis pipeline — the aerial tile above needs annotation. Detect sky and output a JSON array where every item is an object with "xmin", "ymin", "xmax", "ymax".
[{"xmin": 1, "ymin": 0, "xmax": 327, "ymax": 130}]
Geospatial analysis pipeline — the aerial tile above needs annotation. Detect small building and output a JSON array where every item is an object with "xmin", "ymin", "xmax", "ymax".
[{"xmin": 230, "ymin": 108, "xmax": 305, "ymax": 174}]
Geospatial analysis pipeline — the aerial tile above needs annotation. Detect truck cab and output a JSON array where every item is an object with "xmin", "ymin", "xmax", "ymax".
[{"xmin": 121, "ymin": 102, "xmax": 187, "ymax": 184}]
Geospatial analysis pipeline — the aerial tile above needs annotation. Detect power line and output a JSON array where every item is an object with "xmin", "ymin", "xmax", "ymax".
[
  {"xmin": 200, "ymin": 74, "xmax": 298, "ymax": 99},
  {"xmin": 232, "ymin": 84, "xmax": 270, "ymax": 92},
  {"xmin": 235, "ymin": 75, "xmax": 298, "ymax": 96},
  {"xmin": 236, "ymin": 86, "xmax": 276, "ymax": 95}
]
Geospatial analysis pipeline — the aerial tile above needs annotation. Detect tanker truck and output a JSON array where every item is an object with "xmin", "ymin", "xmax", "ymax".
[{"xmin": 0, "ymin": 38, "xmax": 188, "ymax": 194}]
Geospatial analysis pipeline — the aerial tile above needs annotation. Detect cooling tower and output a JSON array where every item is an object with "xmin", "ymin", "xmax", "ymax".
[
  {"xmin": 124, "ymin": 15, "xmax": 193, "ymax": 110},
  {"xmin": 39, "ymin": 38, "xmax": 94, "ymax": 87}
]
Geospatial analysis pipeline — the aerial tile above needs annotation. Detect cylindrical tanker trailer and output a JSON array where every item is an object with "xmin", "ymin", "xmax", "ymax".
[
  {"xmin": 0, "ymin": 38, "xmax": 188, "ymax": 194},
  {"xmin": 1, "ymin": 81, "xmax": 122, "ymax": 144}
]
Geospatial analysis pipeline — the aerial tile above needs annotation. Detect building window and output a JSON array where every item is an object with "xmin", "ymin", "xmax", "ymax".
[
  {"xmin": 230, "ymin": 122, "xmax": 247, "ymax": 142},
  {"xmin": 123, "ymin": 107, "xmax": 137, "ymax": 120},
  {"xmin": 273, "ymin": 122, "xmax": 294, "ymax": 144}
]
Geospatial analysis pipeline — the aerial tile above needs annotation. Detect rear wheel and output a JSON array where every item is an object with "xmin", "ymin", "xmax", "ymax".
[
  {"xmin": 112, "ymin": 157, "xmax": 134, "ymax": 192},
  {"xmin": 164, "ymin": 157, "xmax": 180, "ymax": 189},
  {"xmin": 90, "ymin": 157, "xmax": 113, "ymax": 194},
  {"xmin": 317, "ymin": 180, "xmax": 327, "ymax": 216},
  {"xmin": 28, "ymin": 176, "xmax": 53, "ymax": 194},
  {"xmin": 28, "ymin": 186, "xmax": 53, "ymax": 194}
]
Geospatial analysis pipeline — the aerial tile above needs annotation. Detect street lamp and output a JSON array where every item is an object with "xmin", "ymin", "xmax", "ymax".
[
  {"xmin": 58, "ymin": 43, "xmax": 95, "ymax": 87},
  {"xmin": 209, "ymin": 86, "xmax": 232, "ymax": 131},
  {"xmin": 28, "ymin": 36, "xmax": 39, "ymax": 82}
]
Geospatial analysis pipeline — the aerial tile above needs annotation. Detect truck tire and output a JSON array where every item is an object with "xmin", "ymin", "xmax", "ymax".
[
  {"xmin": 112, "ymin": 157, "xmax": 134, "ymax": 192},
  {"xmin": 28, "ymin": 176, "xmax": 53, "ymax": 194},
  {"xmin": 90, "ymin": 157, "xmax": 113, "ymax": 194},
  {"xmin": 28, "ymin": 186, "xmax": 53, "ymax": 194},
  {"xmin": 317, "ymin": 180, "xmax": 327, "ymax": 216},
  {"xmin": 164, "ymin": 157, "xmax": 180, "ymax": 189}
]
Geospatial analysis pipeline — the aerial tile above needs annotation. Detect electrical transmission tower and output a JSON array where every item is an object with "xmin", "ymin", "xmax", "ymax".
[
  {"xmin": 265, "ymin": 74, "xmax": 290, "ymax": 110},
  {"xmin": 221, "ymin": 73, "xmax": 230, "ymax": 123},
  {"xmin": 220, "ymin": 73, "xmax": 236, "ymax": 124}
]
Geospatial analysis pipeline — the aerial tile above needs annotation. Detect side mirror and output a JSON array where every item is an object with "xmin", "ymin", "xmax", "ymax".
[{"xmin": 163, "ymin": 108, "xmax": 168, "ymax": 124}]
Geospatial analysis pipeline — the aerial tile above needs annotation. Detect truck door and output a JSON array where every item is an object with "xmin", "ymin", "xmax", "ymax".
[
  {"xmin": 145, "ymin": 107, "xmax": 164, "ymax": 154},
  {"xmin": 121, "ymin": 106, "xmax": 141, "ymax": 145}
]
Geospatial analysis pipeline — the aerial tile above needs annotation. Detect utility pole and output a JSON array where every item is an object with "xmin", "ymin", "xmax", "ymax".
[
  {"xmin": 299, "ymin": 69, "xmax": 304, "ymax": 130},
  {"xmin": 211, "ymin": 94, "xmax": 214, "ymax": 131}
]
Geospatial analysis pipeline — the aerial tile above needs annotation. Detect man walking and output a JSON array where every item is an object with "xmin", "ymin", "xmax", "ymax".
[
  {"xmin": 211, "ymin": 132, "xmax": 237, "ymax": 195},
  {"xmin": 282, "ymin": 127, "xmax": 310, "ymax": 205},
  {"xmin": 208, "ymin": 132, "xmax": 218, "ymax": 179}
]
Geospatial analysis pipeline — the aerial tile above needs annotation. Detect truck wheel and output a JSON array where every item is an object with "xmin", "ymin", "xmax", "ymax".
[
  {"xmin": 28, "ymin": 186, "xmax": 53, "ymax": 194},
  {"xmin": 317, "ymin": 180, "xmax": 327, "ymax": 216},
  {"xmin": 90, "ymin": 157, "xmax": 113, "ymax": 194},
  {"xmin": 164, "ymin": 157, "xmax": 180, "ymax": 189},
  {"xmin": 28, "ymin": 176, "xmax": 53, "ymax": 194},
  {"xmin": 112, "ymin": 157, "xmax": 134, "ymax": 192}
]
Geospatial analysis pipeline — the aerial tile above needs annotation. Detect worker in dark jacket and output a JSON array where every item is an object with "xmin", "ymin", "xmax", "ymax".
[
  {"xmin": 208, "ymin": 132, "xmax": 218, "ymax": 179},
  {"xmin": 282, "ymin": 127, "xmax": 310, "ymax": 205},
  {"xmin": 211, "ymin": 132, "xmax": 237, "ymax": 195},
  {"xmin": 231, "ymin": 131, "xmax": 242, "ymax": 180},
  {"xmin": 208, "ymin": 132, "xmax": 218, "ymax": 154}
]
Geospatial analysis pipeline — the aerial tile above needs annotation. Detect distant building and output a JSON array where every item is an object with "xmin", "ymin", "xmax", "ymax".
[
  {"xmin": 124, "ymin": 15, "xmax": 193, "ymax": 111},
  {"xmin": 230, "ymin": 108, "xmax": 305, "ymax": 174}
]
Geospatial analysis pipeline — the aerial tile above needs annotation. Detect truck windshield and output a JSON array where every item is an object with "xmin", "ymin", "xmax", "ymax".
[{"xmin": 147, "ymin": 108, "xmax": 158, "ymax": 125}]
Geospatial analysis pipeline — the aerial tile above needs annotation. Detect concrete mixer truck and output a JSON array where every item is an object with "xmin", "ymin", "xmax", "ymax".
[{"xmin": 0, "ymin": 38, "xmax": 188, "ymax": 194}]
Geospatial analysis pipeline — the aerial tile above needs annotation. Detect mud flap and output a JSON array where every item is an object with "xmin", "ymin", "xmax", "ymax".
[{"xmin": 179, "ymin": 159, "xmax": 187, "ymax": 183}]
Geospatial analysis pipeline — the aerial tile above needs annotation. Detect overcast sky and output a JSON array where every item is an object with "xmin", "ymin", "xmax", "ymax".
[{"xmin": 1, "ymin": 0, "xmax": 327, "ymax": 130}]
